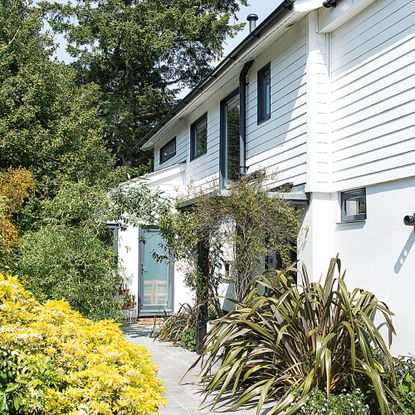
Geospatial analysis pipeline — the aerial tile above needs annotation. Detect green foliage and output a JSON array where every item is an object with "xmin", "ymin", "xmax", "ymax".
[
  {"xmin": 155, "ymin": 304, "xmax": 197, "ymax": 352},
  {"xmin": 159, "ymin": 175, "xmax": 299, "ymax": 312},
  {"xmin": 394, "ymin": 356, "xmax": 415, "ymax": 413},
  {"xmin": 0, "ymin": 274, "xmax": 165, "ymax": 414},
  {"xmin": 15, "ymin": 225, "xmax": 121, "ymax": 320},
  {"xmin": 42, "ymin": 0, "xmax": 248, "ymax": 167},
  {"xmin": 40, "ymin": 181, "xmax": 110, "ymax": 233},
  {"xmin": 299, "ymin": 389, "xmax": 370, "ymax": 415},
  {"xmin": 195, "ymin": 257, "xmax": 397, "ymax": 415},
  {"xmin": 0, "ymin": 168, "xmax": 36, "ymax": 269},
  {"xmin": 0, "ymin": 0, "xmax": 115, "ymax": 196},
  {"xmin": 109, "ymin": 181, "xmax": 170, "ymax": 228}
]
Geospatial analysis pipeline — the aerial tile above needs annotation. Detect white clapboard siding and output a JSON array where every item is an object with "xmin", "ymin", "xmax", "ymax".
[
  {"xmin": 247, "ymin": 18, "xmax": 308, "ymax": 186},
  {"xmin": 185, "ymin": 104, "xmax": 221, "ymax": 184},
  {"xmin": 152, "ymin": 17, "xmax": 308, "ymax": 190},
  {"xmin": 153, "ymin": 129, "xmax": 189, "ymax": 170},
  {"xmin": 331, "ymin": 0, "xmax": 415, "ymax": 189}
]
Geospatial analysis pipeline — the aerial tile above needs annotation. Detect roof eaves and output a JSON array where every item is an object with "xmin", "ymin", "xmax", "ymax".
[{"xmin": 138, "ymin": 0, "xmax": 295, "ymax": 149}]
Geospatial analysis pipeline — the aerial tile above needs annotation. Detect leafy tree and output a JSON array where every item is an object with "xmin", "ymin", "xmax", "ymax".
[
  {"xmin": 14, "ymin": 181, "xmax": 116, "ymax": 319},
  {"xmin": 43, "ymin": 0, "xmax": 247, "ymax": 167},
  {"xmin": 0, "ymin": 168, "xmax": 36, "ymax": 268},
  {"xmin": 159, "ymin": 176, "xmax": 299, "ymax": 306},
  {"xmin": 0, "ymin": 0, "xmax": 115, "ymax": 196},
  {"xmin": 17, "ymin": 225, "xmax": 120, "ymax": 320}
]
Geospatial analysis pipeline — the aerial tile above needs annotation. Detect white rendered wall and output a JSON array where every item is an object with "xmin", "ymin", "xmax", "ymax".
[
  {"xmin": 118, "ymin": 225, "xmax": 140, "ymax": 311},
  {"xmin": 299, "ymin": 176, "xmax": 415, "ymax": 355}
]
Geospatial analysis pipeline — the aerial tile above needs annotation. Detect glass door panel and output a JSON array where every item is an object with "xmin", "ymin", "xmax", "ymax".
[{"xmin": 140, "ymin": 228, "xmax": 173, "ymax": 314}]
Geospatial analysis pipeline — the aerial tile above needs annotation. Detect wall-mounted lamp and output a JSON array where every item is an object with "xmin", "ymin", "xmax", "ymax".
[{"xmin": 404, "ymin": 214, "xmax": 415, "ymax": 232}]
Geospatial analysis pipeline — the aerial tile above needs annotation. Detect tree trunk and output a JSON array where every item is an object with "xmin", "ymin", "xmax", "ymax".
[{"xmin": 196, "ymin": 239, "xmax": 209, "ymax": 355}]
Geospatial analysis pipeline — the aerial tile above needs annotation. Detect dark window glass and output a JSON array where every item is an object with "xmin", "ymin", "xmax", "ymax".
[
  {"xmin": 225, "ymin": 94, "xmax": 240, "ymax": 182},
  {"xmin": 106, "ymin": 224, "xmax": 119, "ymax": 263},
  {"xmin": 341, "ymin": 188, "xmax": 366, "ymax": 222},
  {"xmin": 160, "ymin": 137, "xmax": 176, "ymax": 164},
  {"xmin": 258, "ymin": 63, "xmax": 271, "ymax": 123},
  {"xmin": 190, "ymin": 114, "xmax": 207, "ymax": 160}
]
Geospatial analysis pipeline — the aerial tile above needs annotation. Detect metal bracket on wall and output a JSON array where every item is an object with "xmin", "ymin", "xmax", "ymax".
[{"xmin": 404, "ymin": 213, "xmax": 415, "ymax": 233}]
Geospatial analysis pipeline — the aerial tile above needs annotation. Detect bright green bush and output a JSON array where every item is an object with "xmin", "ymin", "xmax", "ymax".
[
  {"xmin": 299, "ymin": 390, "xmax": 370, "ymax": 415},
  {"xmin": 15, "ymin": 225, "xmax": 121, "ymax": 320},
  {"xmin": 0, "ymin": 274, "xmax": 165, "ymax": 415}
]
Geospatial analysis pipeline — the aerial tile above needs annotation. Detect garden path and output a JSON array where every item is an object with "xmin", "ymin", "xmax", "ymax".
[{"xmin": 124, "ymin": 324, "xmax": 272, "ymax": 415}]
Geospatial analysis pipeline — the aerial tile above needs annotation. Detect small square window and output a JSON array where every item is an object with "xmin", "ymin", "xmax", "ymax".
[
  {"xmin": 257, "ymin": 63, "xmax": 271, "ymax": 123},
  {"xmin": 190, "ymin": 114, "xmax": 207, "ymax": 160},
  {"xmin": 341, "ymin": 188, "xmax": 366, "ymax": 222},
  {"xmin": 160, "ymin": 137, "xmax": 176, "ymax": 164}
]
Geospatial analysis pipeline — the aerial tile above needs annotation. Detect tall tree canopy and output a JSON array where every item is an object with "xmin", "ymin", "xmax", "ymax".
[
  {"xmin": 43, "ymin": 0, "xmax": 247, "ymax": 167},
  {"xmin": 0, "ymin": 0, "xmax": 115, "ymax": 196}
]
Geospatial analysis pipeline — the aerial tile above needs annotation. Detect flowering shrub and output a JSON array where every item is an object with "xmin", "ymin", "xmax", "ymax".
[
  {"xmin": 0, "ymin": 274, "xmax": 165, "ymax": 414},
  {"xmin": 299, "ymin": 390, "xmax": 370, "ymax": 415}
]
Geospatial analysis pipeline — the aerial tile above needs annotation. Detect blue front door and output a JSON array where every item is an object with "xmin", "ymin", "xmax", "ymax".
[{"xmin": 139, "ymin": 228, "xmax": 173, "ymax": 315}]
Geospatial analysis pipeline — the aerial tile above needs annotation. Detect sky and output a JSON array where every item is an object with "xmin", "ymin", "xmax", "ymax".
[
  {"xmin": 54, "ymin": 1, "xmax": 278, "ymax": 63},
  {"xmin": 223, "ymin": 1, "xmax": 278, "ymax": 55}
]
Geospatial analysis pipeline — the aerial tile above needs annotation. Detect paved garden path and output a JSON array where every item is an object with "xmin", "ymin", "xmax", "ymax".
[{"xmin": 124, "ymin": 324, "xmax": 271, "ymax": 415}]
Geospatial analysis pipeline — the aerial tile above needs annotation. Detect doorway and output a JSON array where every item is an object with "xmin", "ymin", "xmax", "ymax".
[{"xmin": 139, "ymin": 227, "xmax": 173, "ymax": 315}]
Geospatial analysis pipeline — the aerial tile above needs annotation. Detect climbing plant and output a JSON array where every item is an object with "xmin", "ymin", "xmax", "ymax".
[{"xmin": 159, "ymin": 175, "xmax": 300, "ymax": 309}]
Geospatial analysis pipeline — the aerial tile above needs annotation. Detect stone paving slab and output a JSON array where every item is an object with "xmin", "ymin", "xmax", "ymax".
[{"xmin": 123, "ymin": 324, "xmax": 272, "ymax": 415}]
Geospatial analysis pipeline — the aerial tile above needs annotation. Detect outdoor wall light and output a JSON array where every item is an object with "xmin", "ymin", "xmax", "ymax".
[
  {"xmin": 323, "ymin": 0, "xmax": 336, "ymax": 8},
  {"xmin": 404, "ymin": 214, "xmax": 415, "ymax": 232}
]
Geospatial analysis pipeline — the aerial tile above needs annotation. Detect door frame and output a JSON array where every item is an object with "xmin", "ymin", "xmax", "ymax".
[{"xmin": 138, "ymin": 226, "xmax": 174, "ymax": 316}]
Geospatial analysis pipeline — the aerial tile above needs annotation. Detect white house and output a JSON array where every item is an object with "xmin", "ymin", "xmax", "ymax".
[{"xmin": 118, "ymin": 0, "xmax": 415, "ymax": 355}]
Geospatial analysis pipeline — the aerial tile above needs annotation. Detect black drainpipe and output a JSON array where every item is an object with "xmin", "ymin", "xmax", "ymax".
[{"xmin": 239, "ymin": 60, "xmax": 254, "ymax": 176}]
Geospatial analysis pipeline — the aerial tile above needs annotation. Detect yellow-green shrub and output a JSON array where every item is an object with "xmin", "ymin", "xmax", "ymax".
[{"xmin": 0, "ymin": 274, "xmax": 165, "ymax": 415}]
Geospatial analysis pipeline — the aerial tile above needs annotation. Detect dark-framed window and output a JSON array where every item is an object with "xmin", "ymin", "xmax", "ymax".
[
  {"xmin": 190, "ymin": 114, "xmax": 208, "ymax": 160},
  {"xmin": 341, "ymin": 188, "xmax": 366, "ymax": 222},
  {"xmin": 220, "ymin": 90, "xmax": 240, "ymax": 188},
  {"xmin": 160, "ymin": 137, "xmax": 176, "ymax": 164},
  {"xmin": 257, "ymin": 63, "xmax": 271, "ymax": 123}
]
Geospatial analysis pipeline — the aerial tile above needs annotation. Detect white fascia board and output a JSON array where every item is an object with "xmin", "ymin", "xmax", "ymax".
[
  {"xmin": 318, "ymin": 0, "xmax": 376, "ymax": 33},
  {"xmin": 142, "ymin": 10, "xmax": 306, "ymax": 151},
  {"xmin": 119, "ymin": 162, "xmax": 186, "ymax": 188},
  {"xmin": 294, "ymin": 0, "xmax": 323, "ymax": 12}
]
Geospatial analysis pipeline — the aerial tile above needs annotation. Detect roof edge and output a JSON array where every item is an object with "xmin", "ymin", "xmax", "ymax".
[{"xmin": 138, "ymin": 0, "xmax": 295, "ymax": 149}]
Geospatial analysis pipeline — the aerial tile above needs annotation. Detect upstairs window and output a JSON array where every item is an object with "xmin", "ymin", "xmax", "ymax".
[
  {"xmin": 257, "ymin": 63, "xmax": 271, "ymax": 123},
  {"xmin": 341, "ymin": 188, "xmax": 366, "ymax": 222},
  {"xmin": 190, "ymin": 114, "xmax": 207, "ymax": 160},
  {"xmin": 160, "ymin": 137, "xmax": 176, "ymax": 164}
]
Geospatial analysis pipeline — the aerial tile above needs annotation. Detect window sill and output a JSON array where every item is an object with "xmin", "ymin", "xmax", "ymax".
[
  {"xmin": 190, "ymin": 151, "xmax": 207, "ymax": 162},
  {"xmin": 336, "ymin": 219, "xmax": 366, "ymax": 225},
  {"xmin": 160, "ymin": 155, "xmax": 176, "ymax": 165},
  {"xmin": 257, "ymin": 114, "xmax": 271, "ymax": 125}
]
